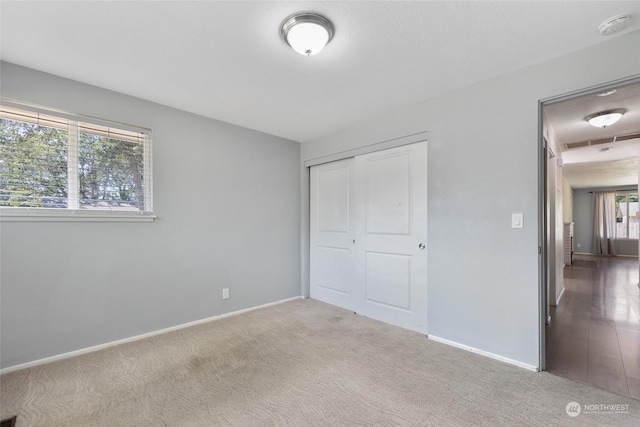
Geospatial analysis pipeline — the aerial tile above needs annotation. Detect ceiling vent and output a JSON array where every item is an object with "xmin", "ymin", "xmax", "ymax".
[{"xmin": 564, "ymin": 132, "xmax": 640, "ymax": 150}]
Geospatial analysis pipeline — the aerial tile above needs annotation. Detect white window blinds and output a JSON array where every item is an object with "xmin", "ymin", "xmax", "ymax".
[{"xmin": 0, "ymin": 102, "xmax": 153, "ymax": 215}]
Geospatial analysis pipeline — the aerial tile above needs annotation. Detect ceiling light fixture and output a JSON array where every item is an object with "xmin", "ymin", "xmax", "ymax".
[
  {"xmin": 281, "ymin": 12, "xmax": 334, "ymax": 56},
  {"xmin": 585, "ymin": 109, "xmax": 626, "ymax": 128}
]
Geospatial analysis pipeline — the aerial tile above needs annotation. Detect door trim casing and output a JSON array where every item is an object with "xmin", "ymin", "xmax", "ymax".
[
  {"xmin": 304, "ymin": 131, "xmax": 428, "ymax": 168},
  {"xmin": 537, "ymin": 74, "xmax": 640, "ymax": 371}
]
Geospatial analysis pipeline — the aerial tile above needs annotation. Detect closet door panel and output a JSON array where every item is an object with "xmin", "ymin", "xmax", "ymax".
[
  {"xmin": 310, "ymin": 141, "xmax": 427, "ymax": 333},
  {"xmin": 354, "ymin": 142, "xmax": 428, "ymax": 333},
  {"xmin": 310, "ymin": 159, "xmax": 355, "ymax": 310}
]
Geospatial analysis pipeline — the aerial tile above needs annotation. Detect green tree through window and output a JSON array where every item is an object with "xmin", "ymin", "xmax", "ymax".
[
  {"xmin": 0, "ymin": 104, "xmax": 151, "ymax": 213},
  {"xmin": 615, "ymin": 192, "xmax": 639, "ymax": 239},
  {"xmin": 0, "ymin": 119, "xmax": 68, "ymax": 207},
  {"xmin": 78, "ymin": 132, "xmax": 144, "ymax": 210}
]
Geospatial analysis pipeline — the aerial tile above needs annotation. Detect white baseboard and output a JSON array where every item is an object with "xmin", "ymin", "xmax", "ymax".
[
  {"xmin": 1, "ymin": 296, "xmax": 302, "ymax": 375},
  {"xmin": 573, "ymin": 252, "xmax": 638, "ymax": 258},
  {"xmin": 555, "ymin": 287, "xmax": 565, "ymax": 305},
  {"xmin": 428, "ymin": 335, "xmax": 539, "ymax": 372}
]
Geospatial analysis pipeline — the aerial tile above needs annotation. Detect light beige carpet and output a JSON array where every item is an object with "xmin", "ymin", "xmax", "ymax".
[{"xmin": 1, "ymin": 299, "xmax": 639, "ymax": 426}]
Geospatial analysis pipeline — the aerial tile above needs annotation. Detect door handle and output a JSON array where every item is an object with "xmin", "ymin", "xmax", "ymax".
[{"xmin": 419, "ymin": 243, "xmax": 425, "ymax": 250}]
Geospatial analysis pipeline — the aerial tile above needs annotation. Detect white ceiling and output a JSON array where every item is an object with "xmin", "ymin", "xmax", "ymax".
[
  {"xmin": 1, "ymin": 1, "xmax": 639, "ymax": 143},
  {"xmin": 545, "ymin": 81, "xmax": 640, "ymax": 189},
  {"xmin": 562, "ymin": 157, "xmax": 638, "ymax": 189}
]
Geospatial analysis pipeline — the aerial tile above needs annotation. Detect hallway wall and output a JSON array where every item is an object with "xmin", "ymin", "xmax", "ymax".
[{"xmin": 573, "ymin": 187, "xmax": 639, "ymax": 256}]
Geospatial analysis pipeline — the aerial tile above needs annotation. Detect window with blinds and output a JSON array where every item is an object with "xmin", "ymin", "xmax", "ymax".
[
  {"xmin": 615, "ymin": 192, "xmax": 639, "ymax": 239},
  {"xmin": 0, "ymin": 102, "xmax": 153, "ymax": 216}
]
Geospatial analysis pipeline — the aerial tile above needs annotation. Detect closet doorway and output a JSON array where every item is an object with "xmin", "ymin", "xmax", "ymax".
[{"xmin": 310, "ymin": 142, "xmax": 428, "ymax": 333}]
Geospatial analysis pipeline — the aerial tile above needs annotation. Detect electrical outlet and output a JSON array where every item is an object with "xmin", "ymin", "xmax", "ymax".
[
  {"xmin": 222, "ymin": 288, "xmax": 229, "ymax": 300},
  {"xmin": 577, "ymin": 243, "xmax": 581, "ymax": 248}
]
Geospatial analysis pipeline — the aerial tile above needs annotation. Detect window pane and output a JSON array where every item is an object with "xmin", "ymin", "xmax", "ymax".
[
  {"xmin": 78, "ymin": 132, "xmax": 144, "ymax": 211},
  {"xmin": 629, "ymin": 198, "xmax": 639, "ymax": 239},
  {"xmin": 616, "ymin": 195, "xmax": 627, "ymax": 238},
  {"xmin": 0, "ymin": 118, "xmax": 68, "ymax": 207}
]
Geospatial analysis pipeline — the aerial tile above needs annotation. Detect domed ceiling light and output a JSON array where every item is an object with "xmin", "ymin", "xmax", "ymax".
[
  {"xmin": 281, "ymin": 12, "xmax": 334, "ymax": 56},
  {"xmin": 585, "ymin": 109, "xmax": 626, "ymax": 128}
]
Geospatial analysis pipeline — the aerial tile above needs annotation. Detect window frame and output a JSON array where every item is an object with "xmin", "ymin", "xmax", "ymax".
[
  {"xmin": 0, "ymin": 99, "xmax": 155, "ymax": 222},
  {"xmin": 615, "ymin": 190, "xmax": 638, "ymax": 240}
]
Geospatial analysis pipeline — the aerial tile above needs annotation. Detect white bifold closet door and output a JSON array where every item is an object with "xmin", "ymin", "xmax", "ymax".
[{"xmin": 310, "ymin": 142, "xmax": 428, "ymax": 334}]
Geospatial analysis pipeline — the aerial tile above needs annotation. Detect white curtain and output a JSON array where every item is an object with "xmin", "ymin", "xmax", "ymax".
[{"xmin": 593, "ymin": 191, "xmax": 617, "ymax": 255}]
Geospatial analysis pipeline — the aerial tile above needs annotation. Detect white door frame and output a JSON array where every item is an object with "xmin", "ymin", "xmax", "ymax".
[{"xmin": 537, "ymin": 74, "xmax": 640, "ymax": 371}]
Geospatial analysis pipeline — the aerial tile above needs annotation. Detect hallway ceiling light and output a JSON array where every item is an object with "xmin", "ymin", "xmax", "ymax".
[
  {"xmin": 585, "ymin": 109, "xmax": 626, "ymax": 128},
  {"xmin": 281, "ymin": 12, "xmax": 334, "ymax": 56}
]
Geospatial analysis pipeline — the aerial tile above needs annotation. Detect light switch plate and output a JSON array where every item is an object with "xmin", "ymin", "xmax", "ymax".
[{"xmin": 512, "ymin": 213, "xmax": 523, "ymax": 229}]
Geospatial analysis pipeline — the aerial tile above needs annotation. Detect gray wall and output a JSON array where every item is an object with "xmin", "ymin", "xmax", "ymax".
[
  {"xmin": 573, "ymin": 187, "xmax": 639, "ymax": 256},
  {"xmin": 563, "ymin": 177, "xmax": 572, "ymax": 224},
  {"xmin": 573, "ymin": 189, "xmax": 594, "ymax": 253},
  {"xmin": 301, "ymin": 30, "xmax": 640, "ymax": 368},
  {"xmin": 0, "ymin": 62, "xmax": 301, "ymax": 369}
]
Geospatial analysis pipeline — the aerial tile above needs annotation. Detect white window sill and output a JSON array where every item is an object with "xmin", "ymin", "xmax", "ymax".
[{"xmin": 0, "ymin": 208, "xmax": 156, "ymax": 222}]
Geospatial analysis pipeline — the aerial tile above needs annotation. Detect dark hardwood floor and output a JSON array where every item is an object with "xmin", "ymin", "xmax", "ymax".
[{"xmin": 546, "ymin": 255, "xmax": 640, "ymax": 399}]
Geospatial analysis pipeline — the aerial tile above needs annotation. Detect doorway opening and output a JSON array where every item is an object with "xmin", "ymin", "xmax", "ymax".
[{"xmin": 539, "ymin": 76, "xmax": 640, "ymax": 399}]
